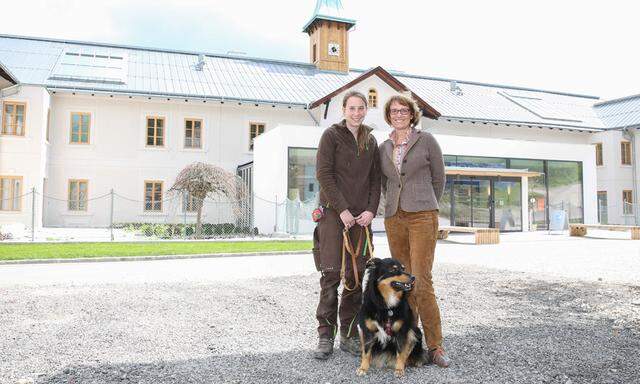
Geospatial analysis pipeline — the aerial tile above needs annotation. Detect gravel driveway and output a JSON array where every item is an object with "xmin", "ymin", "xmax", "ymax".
[{"xmin": 1, "ymin": 257, "xmax": 639, "ymax": 384}]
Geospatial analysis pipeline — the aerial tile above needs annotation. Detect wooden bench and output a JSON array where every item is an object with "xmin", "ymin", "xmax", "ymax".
[
  {"xmin": 569, "ymin": 224, "xmax": 640, "ymax": 240},
  {"xmin": 438, "ymin": 226, "xmax": 500, "ymax": 244}
]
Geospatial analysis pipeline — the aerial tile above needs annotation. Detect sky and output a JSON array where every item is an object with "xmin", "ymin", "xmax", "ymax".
[{"xmin": 1, "ymin": 0, "xmax": 639, "ymax": 101}]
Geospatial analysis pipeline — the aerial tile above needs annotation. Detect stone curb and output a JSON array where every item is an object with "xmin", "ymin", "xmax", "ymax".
[{"xmin": 0, "ymin": 250, "xmax": 312, "ymax": 265}]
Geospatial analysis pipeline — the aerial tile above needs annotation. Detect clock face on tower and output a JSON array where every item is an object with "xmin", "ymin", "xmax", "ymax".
[{"xmin": 328, "ymin": 43, "xmax": 341, "ymax": 57}]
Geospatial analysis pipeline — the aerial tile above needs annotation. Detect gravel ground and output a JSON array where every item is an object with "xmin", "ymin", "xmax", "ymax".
[{"xmin": 1, "ymin": 261, "xmax": 639, "ymax": 384}]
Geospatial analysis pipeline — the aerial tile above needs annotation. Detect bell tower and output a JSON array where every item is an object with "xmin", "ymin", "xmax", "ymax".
[{"xmin": 302, "ymin": 0, "xmax": 355, "ymax": 73}]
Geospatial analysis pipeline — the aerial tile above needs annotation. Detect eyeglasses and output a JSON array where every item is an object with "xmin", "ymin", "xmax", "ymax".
[{"xmin": 390, "ymin": 108, "xmax": 411, "ymax": 116}]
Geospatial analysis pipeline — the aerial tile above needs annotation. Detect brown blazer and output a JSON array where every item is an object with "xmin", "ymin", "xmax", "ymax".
[{"xmin": 379, "ymin": 130, "xmax": 445, "ymax": 218}]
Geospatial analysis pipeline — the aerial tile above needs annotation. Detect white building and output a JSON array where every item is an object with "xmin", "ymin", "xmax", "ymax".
[{"xmin": 0, "ymin": 0, "xmax": 638, "ymax": 236}]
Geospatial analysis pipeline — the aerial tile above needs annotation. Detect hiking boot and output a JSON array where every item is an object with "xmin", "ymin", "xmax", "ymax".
[
  {"xmin": 313, "ymin": 336, "xmax": 334, "ymax": 360},
  {"xmin": 428, "ymin": 347, "xmax": 451, "ymax": 368},
  {"xmin": 339, "ymin": 335, "xmax": 361, "ymax": 357}
]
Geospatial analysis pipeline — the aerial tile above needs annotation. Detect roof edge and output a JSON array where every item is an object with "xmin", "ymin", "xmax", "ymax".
[
  {"xmin": 439, "ymin": 115, "xmax": 604, "ymax": 132},
  {"xmin": 0, "ymin": 33, "xmax": 317, "ymax": 69},
  {"xmin": 594, "ymin": 93, "xmax": 640, "ymax": 107}
]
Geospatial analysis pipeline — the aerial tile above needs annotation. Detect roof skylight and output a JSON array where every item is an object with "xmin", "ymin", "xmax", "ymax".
[{"xmin": 49, "ymin": 49, "xmax": 128, "ymax": 84}]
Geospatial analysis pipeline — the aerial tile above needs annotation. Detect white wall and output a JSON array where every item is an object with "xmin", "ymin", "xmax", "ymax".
[
  {"xmin": 43, "ymin": 92, "xmax": 313, "ymax": 227},
  {"xmin": 253, "ymin": 121, "xmax": 599, "ymax": 234},
  {"xmin": 0, "ymin": 85, "xmax": 49, "ymax": 230},
  {"xmin": 591, "ymin": 128, "xmax": 637, "ymax": 224}
]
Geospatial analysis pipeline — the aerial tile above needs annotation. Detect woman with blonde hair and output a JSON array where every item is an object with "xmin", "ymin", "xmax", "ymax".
[
  {"xmin": 312, "ymin": 90, "xmax": 381, "ymax": 360},
  {"xmin": 379, "ymin": 94, "xmax": 450, "ymax": 367}
]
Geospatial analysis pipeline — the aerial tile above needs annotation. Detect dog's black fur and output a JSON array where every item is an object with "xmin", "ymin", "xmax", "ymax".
[{"xmin": 356, "ymin": 258, "xmax": 426, "ymax": 378}]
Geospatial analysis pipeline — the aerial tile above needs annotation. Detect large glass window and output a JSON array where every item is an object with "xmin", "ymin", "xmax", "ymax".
[
  {"xmin": 288, "ymin": 148, "xmax": 318, "ymax": 202},
  {"xmin": 547, "ymin": 161, "xmax": 583, "ymax": 224},
  {"xmin": 510, "ymin": 159, "xmax": 546, "ymax": 230},
  {"xmin": 451, "ymin": 156, "xmax": 507, "ymax": 169}
]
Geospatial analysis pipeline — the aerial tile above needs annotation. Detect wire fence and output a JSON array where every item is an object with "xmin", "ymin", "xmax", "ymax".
[{"xmin": 0, "ymin": 188, "xmax": 318, "ymax": 242}]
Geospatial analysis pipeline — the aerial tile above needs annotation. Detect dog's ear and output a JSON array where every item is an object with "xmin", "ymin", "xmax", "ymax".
[{"xmin": 366, "ymin": 257, "xmax": 380, "ymax": 269}]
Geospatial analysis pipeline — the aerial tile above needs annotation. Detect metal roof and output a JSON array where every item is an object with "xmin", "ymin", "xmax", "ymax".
[
  {"xmin": 0, "ymin": 34, "xmax": 611, "ymax": 130},
  {"xmin": 593, "ymin": 94, "xmax": 640, "ymax": 129}
]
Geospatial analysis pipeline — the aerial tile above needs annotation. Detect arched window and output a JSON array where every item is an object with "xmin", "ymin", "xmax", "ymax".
[{"xmin": 368, "ymin": 88, "xmax": 378, "ymax": 108}]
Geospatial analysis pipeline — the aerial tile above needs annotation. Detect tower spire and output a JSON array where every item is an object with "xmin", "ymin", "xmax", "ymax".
[{"xmin": 303, "ymin": 0, "xmax": 356, "ymax": 72}]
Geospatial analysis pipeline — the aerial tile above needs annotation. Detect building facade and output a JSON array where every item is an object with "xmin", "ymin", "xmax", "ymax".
[{"xmin": 0, "ymin": 0, "xmax": 638, "ymax": 235}]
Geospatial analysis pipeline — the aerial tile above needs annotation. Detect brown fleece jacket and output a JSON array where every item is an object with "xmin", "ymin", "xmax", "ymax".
[{"xmin": 316, "ymin": 120, "xmax": 381, "ymax": 216}]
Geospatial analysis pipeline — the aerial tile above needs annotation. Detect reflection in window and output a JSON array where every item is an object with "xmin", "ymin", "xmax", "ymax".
[
  {"xmin": 547, "ymin": 161, "xmax": 583, "ymax": 224},
  {"xmin": 288, "ymin": 148, "xmax": 318, "ymax": 202}
]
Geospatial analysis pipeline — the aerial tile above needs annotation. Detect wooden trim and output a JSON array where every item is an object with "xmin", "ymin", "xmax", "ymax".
[
  {"xmin": 249, "ymin": 122, "xmax": 266, "ymax": 151},
  {"xmin": 144, "ymin": 180, "xmax": 164, "ymax": 211},
  {"xmin": 69, "ymin": 112, "xmax": 91, "ymax": 144},
  {"xmin": 594, "ymin": 142, "xmax": 603, "ymax": 166},
  {"xmin": 68, "ymin": 179, "xmax": 89, "ymax": 211},
  {"xmin": 621, "ymin": 140, "xmax": 632, "ymax": 165},
  {"xmin": 0, "ymin": 175, "xmax": 23, "ymax": 211},
  {"xmin": 184, "ymin": 118, "xmax": 203, "ymax": 149},
  {"xmin": 1, "ymin": 101, "xmax": 27, "ymax": 136},
  {"xmin": 145, "ymin": 116, "xmax": 165, "ymax": 147},
  {"xmin": 308, "ymin": 66, "xmax": 441, "ymax": 119}
]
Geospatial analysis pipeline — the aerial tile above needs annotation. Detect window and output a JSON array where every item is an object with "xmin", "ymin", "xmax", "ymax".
[
  {"xmin": 312, "ymin": 43, "xmax": 317, "ymax": 63},
  {"xmin": 146, "ymin": 117, "xmax": 165, "ymax": 147},
  {"xmin": 70, "ymin": 112, "xmax": 91, "ymax": 144},
  {"xmin": 49, "ymin": 50, "xmax": 128, "ymax": 85},
  {"xmin": 2, "ymin": 101, "xmax": 26, "ymax": 136},
  {"xmin": 595, "ymin": 143, "xmax": 603, "ymax": 166},
  {"xmin": 144, "ymin": 181, "xmax": 163, "ymax": 211},
  {"xmin": 623, "ymin": 190, "xmax": 633, "ymax": 215},
  {"xmin": 597, "ymin": 191, "xmax": 608, "ymax": 224},
  {"xmin": 68, "ymin": 180, "xmax": 88, "ymax": 211},
  {"xmin": 0, "ymin": 176, "xmax": 22, "ymax": 211},
  {"xmin": 368, "ymin": 89, "xmax": 378, "ymax": 108},
  {"xmin": 182, "ymin": 192, "xmax": 200, "ymax": 212},
  {"xmin": 249, "ymin": 123, "xmax": 265, "ymax": 151},
  {"xmin": 621, "ymin": 141, "xmax": 632, "ymax": 165},
  {"xmin": 184, "ymin": 119, "xmax": 202, "ymax": 149}
]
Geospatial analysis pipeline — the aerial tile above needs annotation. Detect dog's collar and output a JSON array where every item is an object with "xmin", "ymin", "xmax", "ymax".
[{"xmin": 387, "ymin": 309, "xmax": 393, "ymax": 317}]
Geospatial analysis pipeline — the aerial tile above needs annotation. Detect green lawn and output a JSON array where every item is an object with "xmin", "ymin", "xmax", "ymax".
[{"xmin": 0, "ymin": 241, "xmax": 313, "ymax": 261}]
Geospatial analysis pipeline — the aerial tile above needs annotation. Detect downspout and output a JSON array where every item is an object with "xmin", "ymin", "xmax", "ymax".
[{"xmin": 622, "ymin": 127, "xmax": 638, "ymax": 224}]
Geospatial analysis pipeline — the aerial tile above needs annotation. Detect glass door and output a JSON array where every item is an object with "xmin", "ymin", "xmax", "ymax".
[
  {"xmin": 452, "ymin": 178, "xmax": 492, "ymax": 228},
  {"xmin": 493, "ymin": 179, "xmax": 522, "ymax": 231},
  {"xmin": 447, "ymin": 176, "xmax": 522, "ymax": 231}
]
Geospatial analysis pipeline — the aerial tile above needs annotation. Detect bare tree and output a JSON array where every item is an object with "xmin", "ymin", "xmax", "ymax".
[{"xmin": 169, "ymin": 162, "xmax": 248, "ymax": 238}]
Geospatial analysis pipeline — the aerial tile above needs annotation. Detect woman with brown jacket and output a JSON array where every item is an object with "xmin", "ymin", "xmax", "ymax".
[
  {"xmin": 379, "ymin": 95, "xmax": 450, "ymax": 368},
  {"xmin": 312, "ymin": 91, "xmax": 381, "ymax": 360}
]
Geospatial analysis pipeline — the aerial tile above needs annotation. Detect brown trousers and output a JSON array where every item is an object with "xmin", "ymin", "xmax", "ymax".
[
  {"xmin": 384, "ymin": 209, "xmax": 443, "ymax": 350},
  {"xmin": 313, "ymin": 207, "xmax": 371, "ymax": 338}
]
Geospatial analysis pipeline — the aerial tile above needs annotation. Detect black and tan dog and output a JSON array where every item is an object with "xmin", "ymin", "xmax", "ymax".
[{"xmin": 356, "ymin": 258, "xmax": 426, "ymax": 378}]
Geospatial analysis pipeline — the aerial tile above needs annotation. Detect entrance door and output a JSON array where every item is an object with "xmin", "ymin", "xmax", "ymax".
[
  {"xmin": 445, "ymin": 176, "xmax": 522, "ymax": 231},
  {"xmin": 451, "ymin": 179, "xmax": 492, "ymax": 228}
]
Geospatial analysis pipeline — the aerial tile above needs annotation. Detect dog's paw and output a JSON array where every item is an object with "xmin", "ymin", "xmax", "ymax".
[
  {"xmin": 394, "ymin": 368, "xmax": 405, "ymax": 378},
  {"xmin": 356, "ymin": 367, "xmax": 368, "ymax": 376}
]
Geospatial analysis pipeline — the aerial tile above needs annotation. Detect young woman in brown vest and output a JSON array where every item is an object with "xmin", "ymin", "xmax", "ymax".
[{"xmin": 312, "ymin": 91, "xmax": 381, "ymax": 359}]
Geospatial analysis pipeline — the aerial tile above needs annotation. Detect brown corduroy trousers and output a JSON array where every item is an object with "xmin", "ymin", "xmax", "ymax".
[{"xmin": 384, "ymin": 209, "xmax": 443, "ymax": 350}]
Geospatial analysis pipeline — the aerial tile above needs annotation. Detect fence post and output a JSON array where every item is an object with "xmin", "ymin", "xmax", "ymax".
[
  {"xmin": 110, "ymin": 189, "xmax": 114, "ymax": 241},
  {"xmin": 31, "ymin": 187, "xmax": 36, "ymax": 242}
]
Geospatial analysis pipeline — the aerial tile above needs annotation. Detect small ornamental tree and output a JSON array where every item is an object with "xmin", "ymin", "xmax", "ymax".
[{"xmin": 169, "ymin": 162, "xmax": 248, "ymax": 238}]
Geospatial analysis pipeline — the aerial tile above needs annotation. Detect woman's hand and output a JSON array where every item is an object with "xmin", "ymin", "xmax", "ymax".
[
  {"xmin": 340, "ymin": 209, "xmax": 356, "ymax": 229},
  {"xmin": 355, "ymin": 211, "xmax": 374, "ymax": 227}
]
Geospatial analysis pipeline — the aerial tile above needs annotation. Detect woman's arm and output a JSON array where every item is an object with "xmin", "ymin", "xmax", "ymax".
[
  {"xmin": 427, "ymin": 133, "xmax": 445, "ymax": 202},
  {"xmin": 316, "ymin": 130, "xmax": 349, "ymax": 213}
]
